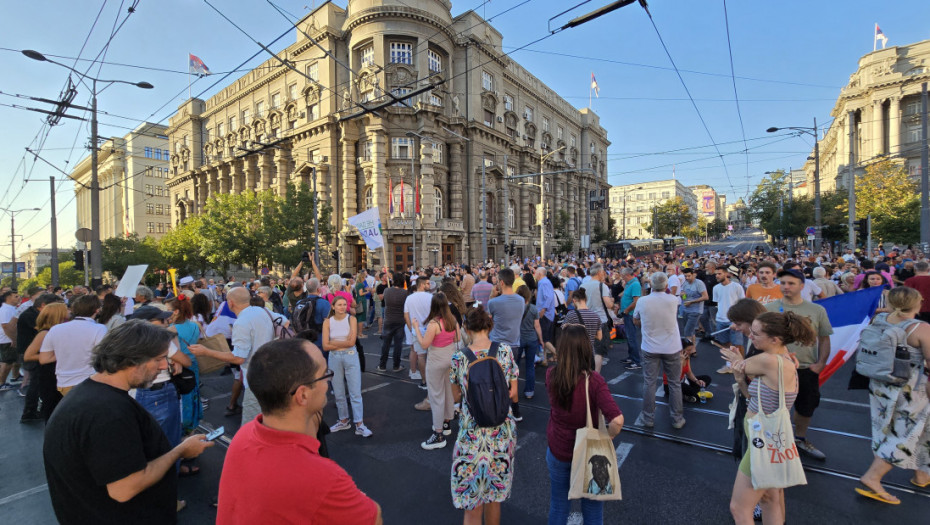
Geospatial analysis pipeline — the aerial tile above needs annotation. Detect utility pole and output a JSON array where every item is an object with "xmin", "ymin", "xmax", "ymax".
[
  {"xmin": 813, "ymin": 117, "xmax": 822, "ymax": 252},
  {"xmin": 481, "ymin": 155, "xmax": 487, "ymax": 263},
  {"xmin": 89, "ymin": 83, "xmax": 102, "ymax": 288},
  {"xmin": 921, "ymin": 82, "xmax": 929, "ymax": 252},
  {"xmin": 539, "ymin": 154, "xmax": 546, "ymax": 259},
  {"xmin": 847, "ymin": 110, "xmax": 857, "ymax": 250},
  {"xmin": 50, "ymin": 177, "xmax": 58, "ymax": 287},
  {"xmin": 11, "ymin": 215, "xmax": 18, "ymax": 291}
]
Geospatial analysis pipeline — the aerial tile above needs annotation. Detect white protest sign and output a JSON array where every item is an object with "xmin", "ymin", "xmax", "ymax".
[
  {"xmin": 347, "ymin": 207, "xmax": 385, "ymax": 250},
  {"xmin": 114, "ymin": 264, "xmax": 149, "ymax": 298}
]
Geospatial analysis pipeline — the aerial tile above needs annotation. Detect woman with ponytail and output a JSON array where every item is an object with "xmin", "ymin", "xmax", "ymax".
[
  {"xmin": 720, "ymin": 311, "xmax": 813, "ymax": 524},
  {"xmin": 166, "ymin": 295, "xmax": 204, "ymax": 433}
]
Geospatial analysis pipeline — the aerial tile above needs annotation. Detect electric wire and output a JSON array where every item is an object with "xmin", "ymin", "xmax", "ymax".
[{"xmin": 721, "ymin": 0, "xmax": 750, "ymax": 201}]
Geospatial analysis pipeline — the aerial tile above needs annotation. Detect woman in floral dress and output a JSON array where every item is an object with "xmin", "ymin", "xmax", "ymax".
[
  {"xmin": 450, "ymin": 305, "xmax": 518, "ymax": 525},
  {"xmin": 857, "ymin": 286, "xmax": 930, "ymax": 505}
]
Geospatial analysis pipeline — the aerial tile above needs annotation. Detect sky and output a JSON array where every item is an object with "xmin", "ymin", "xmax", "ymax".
[{"xmin": 1, "ymin": 0, "xmax": 929, "ymax": 259}]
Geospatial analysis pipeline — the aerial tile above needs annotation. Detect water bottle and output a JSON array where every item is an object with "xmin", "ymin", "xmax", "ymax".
[{"xmin": 699, "ymin": 387, "xmax": 707, "ymax": 404}]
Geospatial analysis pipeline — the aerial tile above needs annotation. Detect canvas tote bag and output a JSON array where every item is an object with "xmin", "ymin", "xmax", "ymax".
[
  {"xmin": 196, "ymin": 333, "xmax": 232, "ymax": 375},
  {"xmin": 746, "ymin": 356, "xmax": 807, "ymax": 490},
  {"xmin": 568, "ymin": 374, "xmax": 622, "ymax": 501}
]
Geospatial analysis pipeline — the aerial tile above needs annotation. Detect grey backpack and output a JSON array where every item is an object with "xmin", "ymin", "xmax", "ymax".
[{"xmin": 855, "ymin": 313, "xmax": 922, "ymax": 385}]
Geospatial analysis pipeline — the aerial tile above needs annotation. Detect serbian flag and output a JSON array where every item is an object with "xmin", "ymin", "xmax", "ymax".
[
  {"xmin": 388, "ymin": 177, "xmax": 394, "ymax": 214},
  {"xmin": 399, "ymin": 179, "xmax": 406, "ymax": 215},
  {"xmin": 874, "ymin": 24, "xmax": 888, "ymax": 49},
  {"xmin": 815, "ymin": 286, "xmax": 883, "ymax": 385},
  {"xmin": 590, "ymin": 72, "xmax": 599, "ymax": 98},
  {"xmin": 415, "ymin": 176, "xmax": 421, "ymax": 217},
  {"xmin": 189, "ymin": 54, "xmax": 212, "ymax": 76}
]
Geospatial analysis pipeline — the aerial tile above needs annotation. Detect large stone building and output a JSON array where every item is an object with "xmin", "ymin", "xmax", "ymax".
[
  {"xmin": 688, "ymin": 184, "xmax": 725, "ymax": 221},
  {"xmin": 608, "ymin": 179, "xmax": 697, "ymax": 239},
  {"xmin": 726, "ymin": 199, "xmax": 748, "ymax": 230},
  {"xmin": 166, "ymin": 0, "xmax": 610, "ymax": 271},
  {"xmin": 72, "ymin": 122, "xmax": 172, "ymax": 239},
  {"xmin": 804, "ymin": 39, "xmax": 930, "ymax": 194}
]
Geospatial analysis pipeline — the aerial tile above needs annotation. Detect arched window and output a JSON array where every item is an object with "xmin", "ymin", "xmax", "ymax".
[
  {"xmin": 434, "ymin": 187, "xmax": 443, "ymax": 221},
  {"xmin": 391, "ymin": 183, "xmax": 415, "ymax": 217},
  {"xmin": 364, "ymin": 186, "xmax": 373, "ymax": 210},
  {"xmin": 508, "ymin": 200, "xmax": 516, "ymax": 229}
]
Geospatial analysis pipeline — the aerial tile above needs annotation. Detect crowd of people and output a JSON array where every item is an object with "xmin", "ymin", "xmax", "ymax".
[{"xmin": 9, "ymin": 240, "xmax": 930, "ymax": 523}]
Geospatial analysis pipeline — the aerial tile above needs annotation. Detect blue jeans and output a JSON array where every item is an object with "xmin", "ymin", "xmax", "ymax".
[
  {"xmin": 330, "ymin": 349, "xmax": 364, "ymax": 423},
  {"xmin": 515, "ymin": 342, "xmax": 538, "ymax": 395},
  {"xmin": 136, "ymin": 382, "xmax": 182, "ymax": 449},
  {"xmin": 715, "ymin": 320, "xmax": 744, "ymax": 347},
  {"xmin": 546, "ymin": 447, "xmax": 604, "ymax": 525},
  {"xmin": 623, "ymin": 313, "xmax": 641, "ymax": 365}
]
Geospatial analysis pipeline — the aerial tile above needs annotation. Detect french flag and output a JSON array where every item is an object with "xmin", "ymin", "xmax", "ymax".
[{"xmin": 815, "ymin": 286, "xmax": 884, "ymax": 385}]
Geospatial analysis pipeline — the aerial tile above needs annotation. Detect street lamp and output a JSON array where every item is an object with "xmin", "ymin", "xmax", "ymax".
[
  {"xmin": 23, "ymin": 49, "xmax": 153, "ymax": 288},
  {"xmin": 1, "ymin": 207, "xmax": 41, "ymax": 291},
  {"xmin": 767, "ymin": 119, "xmax": 821, "ymax": 252},
  {"xmin": 620, "ymin": 185, "xmax": 643, "ymax": 240},
  {"xmin": 540, "ymin": 146, "xmax": 566, "ymax": 259}
]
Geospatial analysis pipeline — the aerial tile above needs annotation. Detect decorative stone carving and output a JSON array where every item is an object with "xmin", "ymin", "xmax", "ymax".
[
  {"xmin": 342, "ymin": 88, "xmax": 352, "ymax": 110},
  {"xmin": 481, "ymin": 91, "xmax": 498, "ymax": 112},
  {"xmin": 452, "ymin": 95, "xmax": 460, "ymax": 115}
]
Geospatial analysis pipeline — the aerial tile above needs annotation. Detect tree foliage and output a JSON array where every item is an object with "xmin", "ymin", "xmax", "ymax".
[
  {"xmin": 271, "ymin": 182, "xmax": 335, "ymax": 267},
  {"xmin": 855, "ymin": 159, "xmax": 919, "ymax": 244},
  {"xmin": 645, "ymin": 197, "xmax": 694, "ymax": 237},
  {"xmin": 591, "ymin": 215, "xmax": 618, "ymax": 245},
  {"xmin": 158, "ymin": 215, "xmax": 210, "ymax": 276},
  {"xmin": 10, "ymin": 261, "xmax": 85, "ymax": 290},
  {"xmin": 554, "ymin": 209, "xmax": 574, "ymax": 254},
  {"xmin": 100, "ymin": 234, "xmax": 164, "ymax": 277}
]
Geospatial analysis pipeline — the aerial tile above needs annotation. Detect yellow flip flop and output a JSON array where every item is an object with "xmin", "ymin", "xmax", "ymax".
[
  {"xmin": 855, "ymin": 485, "xmax": 900, "ymax": 505},
  {"xmin": 911, "ymin": 478, "xmax": 930, "ymax": 488}
]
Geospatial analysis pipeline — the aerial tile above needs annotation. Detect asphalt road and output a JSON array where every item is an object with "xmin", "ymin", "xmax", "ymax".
[
  {"xmin": 689, "ymin": 229, "xmax": 771, "ymax": 256},
  {"xmin": 2, "ymin": 323, "xmax": 928, "ymax": 524}
]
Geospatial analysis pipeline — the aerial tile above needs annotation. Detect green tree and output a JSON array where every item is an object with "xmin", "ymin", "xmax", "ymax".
[
  {"xmin": 158, "ymin": 215, "xmax": 211, "ymax": 276},
  {"xmin": 100, "ymin": 234, "xmax": 165, "ymax": 277},
  {"xmin": 855, "ymin": 159, "xmax": 919, "ymax": 244},
  {"xmin": 645, "ymin": 197, "xmax": 694, "ymax": 237},
  {"xmin": 554, "ymin": 209, "xmax": 574, "ymax": 254},
  {"xmin": 591, "ymin": 216, "xmax": 618, "ymax": 244},
  {"xmin": 8, "ymin": 261, "xmax": 85, "ymax": 290},
  {"xmin": 199, "ymin": 190, "xmax": 281, "ymax": 272},
  {"xmin": 271, "ymin": 182, "xmax": 335, "ymax": 269}
]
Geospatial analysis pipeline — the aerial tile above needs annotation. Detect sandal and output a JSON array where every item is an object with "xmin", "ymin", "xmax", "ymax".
[
  {"xmin": 854, "ymin": 484, "xmax": 900, "ymax": 505},
  {"xmin": 179, "ymin": 465, "xmax": 201, "ymax": 478},
  {"xmin": 911, "ymin": 477, "xmax": 930, "ymax": 488}
]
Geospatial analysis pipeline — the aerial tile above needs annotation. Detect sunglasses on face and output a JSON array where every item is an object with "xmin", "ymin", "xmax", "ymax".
[{"xmin": 289, "ymin": 369, "xmax": 335, "ymax": 395}]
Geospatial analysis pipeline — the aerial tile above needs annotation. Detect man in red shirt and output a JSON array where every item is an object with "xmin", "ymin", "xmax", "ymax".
[
  {"xmin": 904, "ymin": 260, "xmax": 930, "ymax": 323},
  {"xmin": 217, "ymin": 338, "xmax": 382, "ymax": 525}
]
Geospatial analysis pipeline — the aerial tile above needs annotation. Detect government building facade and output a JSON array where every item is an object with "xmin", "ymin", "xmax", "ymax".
[
  {"xmin": 803, "ymin": 39, "xmax": 930, "ymax": 195},
  {"xmin": 166, "ymin": 0, "xmax": 610, "ymax": 271}
]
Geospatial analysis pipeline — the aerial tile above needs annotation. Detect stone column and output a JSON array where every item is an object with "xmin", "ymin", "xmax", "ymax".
[
  {"xmin": 275, "ymin": 149, "xmax": 290, "ymax": 196},
  {"xmin": 449, "ymin": 142, "xmax": 464, "ymax": 221},
  {"xmin": 889, "ymin": 96, "xmax": 901, "ymax": 155},
  {"xmin": 208, "ymin": 169, "xmax": 220, "ymax": 198},
  {"xmin": 219, "ymin": 164, "xmax": 231, "ymax": 194},
  {"xmin": 197, "ymin": 173, "xmax": 208, "ymax": 212},
  {"xmin": 519, "ymin": 185, "xmax": 527, "ymax": 232},
  {"xmin": 244, "ymin": 156, "xmax": 258, "ymax": 192},
  {"xmin": 342, "ymin": 137, "xmax": 358, "ymax": 222},
  {"xmin": 872, "ymin": 99, "xmax": 884, "ymax": 157},
  {"xmin": 231, "ymin": 160, "xmax": 243, "ymax": 194},
  {"xmin": 371, "ymin": 130, "xmax": 388, "ymax": 228},
  {"xmin": 260, "ymin": 153, "xmax": 273, "ymax": 191}
]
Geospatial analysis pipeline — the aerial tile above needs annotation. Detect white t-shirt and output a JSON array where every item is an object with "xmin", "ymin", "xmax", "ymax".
[
  {"xmin": 800, "ymin": 280, "xmax": 823, "ymax": 302},
  {"xmin": 231, "ymin": 306, "xmax": 275, "ymax": 389},
  {"xmin": 633, "ymin": 292, "xmax": 681, "ymax": 355},
  {"xmin": 153, "ymin": 341, "xmax": 180, "ymax": 384},
  {"xmin": 0, "ymin": 303, "xmax": 17, "ymax": 344},
  {"xmin": 667, "ymin": 274, "xmax": 683, "ymax": 298},
  {"xmin": 40, "ymin": 317, "xmax": 108, "ymax": 387},
  {"xmin": 713, "ymin": 281, "xmax": 746, "ymax": 323},
  {"xmin": 122, "ymin": 297, "xmax": 135, "ymax": 317},
  {"xmin": 404, "ymin": 291, "xmax": 433, "ymax": 336},
  {"xmin": 15, "ymin": 300, "xmax": 33, "ymax": 317}
]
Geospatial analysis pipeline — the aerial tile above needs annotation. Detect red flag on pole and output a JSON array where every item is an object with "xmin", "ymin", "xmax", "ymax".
[
  {"xmin": 415, "ymin": 176, "xmax": 421, "ymax": 216},
  {"xmin": 388, "ymin": 177, "xmax": 394, "ymax": 214},
  {"xmin": 399, "ymin": 179, "xmax": 405, "ymax": 215}
]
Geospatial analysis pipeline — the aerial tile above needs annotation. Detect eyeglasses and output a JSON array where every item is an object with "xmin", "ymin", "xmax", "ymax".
[{"xmin": 289, "ymin": 368, "xmax": 335, "ymax": 395}]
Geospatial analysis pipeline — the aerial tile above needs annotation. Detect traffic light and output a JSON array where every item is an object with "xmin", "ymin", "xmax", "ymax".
[
  {"xmin": 855, "ymin": 218, "xmax": 868, "ymax": 244},
  {"xmin": 73, "ymin": 250, "xmax": 84, "ymax": 271}
]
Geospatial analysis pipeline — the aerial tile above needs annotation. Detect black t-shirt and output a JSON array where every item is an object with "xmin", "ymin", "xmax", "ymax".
[
  {"xmin": 16, "ymin": 305, "xmax": 39, "ymax": 354},
  {"xmin": 697, "ymin": 271, "xmax": 718, "ymax": 307},
  {"xmin": 43, "ymin": 379, "xmax": 176, "ymax": 525},
  {"xmin": 375, "ymin": 283, "xmax": 388, "ymax": 299}
]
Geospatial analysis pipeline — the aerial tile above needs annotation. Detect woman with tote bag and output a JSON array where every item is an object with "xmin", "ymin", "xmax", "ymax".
[
  {"xmin": 720, "ymin": 311, "xmax": 814, "ymax": 525},
  {"xmin": 545, "ymin": 324, "xmax": 624, "ymax": 525}
]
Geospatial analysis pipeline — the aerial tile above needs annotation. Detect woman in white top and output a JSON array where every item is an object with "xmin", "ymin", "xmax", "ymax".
[{"xmin": 323, "ymin": 295, "xmax": 372, "ymax": 437}]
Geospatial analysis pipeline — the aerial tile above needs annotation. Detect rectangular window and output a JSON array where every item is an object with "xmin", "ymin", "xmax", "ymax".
[
  {"xmin": 217, "ymin": 122, "xmax": 224, "ymax": 137},
  {"xmin": 147, "ymin": 222, "xmax": 155, "ymax": 233},
  {"xmin": 164, "ymin": 149, "xmax": 170, "ymax": 159},
  {"xmin": 428, "ymin": 49, "xmax": 442, "ymax": 73},
  {"xmin": 145, "ymin": 166, "xmax": 153, "ymax": 177},
  {"xmin": 391, "ymin": 88, "xmax": 412, "ymax": 106},
  {"xmin": 359, "ymin": 45, "xmax": 374, "ymax": 67},
  {"xmin": 155, "ymin": 204, "xmax": 163, "ymax": 215},
  {"xmin": 256, "ymin": 101, "xmax": 265, "ymax": 118},
  {"xmin": 289, "ymin": 83, "xmax": 298, "ymax": 101},
  {"xmin": 543, "ymin": 117, "xmax": 550, "ymax": 132},
  {"xmin": 570, "ymin": 135, "xmax": 576, "ymax": 148},
  {"xmin": 649, "ymin": 192, "xmax": 656, "ymax": 200},
  {"xmin": 307, "ymin": 62, "xmax": 319, "ymax": 82},
  {"xmin": 229, "ymin": 116, "xmax": 237, "ymax": 130},
  {"xmin": 242, "ymin": 109, "xmax": 250, "ymax": 124},
  {"xmin": 433, "ymin": 143, "xmax": 443, "ymax": 164},
  {"xmin": 144, "ymin": 147, "xmax": 152, "ymax": 158},
  {"xmin": 308, "ymin": 149, "xmax": 320, "ymax": 163},
  {"xmin": 636, "ymin": 193, "xmax": 644, "ymax": 201},
  {"xmin": 484, "ymin": 110, "xmax": 494, "ymax": 127},
  {"xmin": 484, "ymin": 156, "xmax": 494, "ymax": 168},
  {"xmin": 429, "ymin": 94, "xmax": 442, "ymax": 106},
  {"xmin": 360, "ymin": 140, "xmax": 372, "ymax": 161},
  {"xmin": 482, "ymin": 71, "xmax": 494, "ymax": 91},
  {"xmin": 157, "ymin": 223, "xmax": 165, "ymax": 233},
  {"xmin": 503, "ymin": 94, "xmax": 513, "ymax": 111},
  {"xmin": 590, "ymin": 141, "xmax": 596, "ymax": 153},
  {"xmin": 308, "ymin": 104, "xmax": 320, "ymax": 121},
  {"xmin": 390, "ymin": 42, "xmax": 413, "ymax": 64},
  {"xmin": 905, "ymin": 122, "xmax": 921, "ymax": 143},
  {"xmin": 507, "ymin": 166, "xmax": 515, "ymax": 178},
  {"xmin": 391, "ymin": 137, "xmax": 411, "ymax": 159},
  {"xmin": 557, "ymin": 126, "xmax": 563, "ymax": 140},
  {"xmin": 271, "ymin": 93, "xmax": 281, "ymax": 109},
  {"xmin": 271, "ymin": 128, "xmax": 279, "ymax": 139},
  {"xmin": 524, "ymin": 106, "xmax": 533, "ymax": 121},
  {"xmin": 662, "ymin": 191, "xmax": 670, "ymax": 199},
  {"xmin": 145, "ymin": 184, "xmax": 153, "ymax": 195},
  {"xmin": 155, "ymin": 149, "xmax": 163, "ymax": 160},
  {"xmin": 146, "ymin": 204, "xmax": 154, "ymax": 214}
]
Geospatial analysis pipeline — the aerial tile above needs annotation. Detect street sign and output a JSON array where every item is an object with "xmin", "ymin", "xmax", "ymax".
[
  {"xmin": 807, "ymin": 235, "xmax": 815, "ymax": 241},
  {"xmin": 727, "ymin": 225, "xmax": 733, "ymax": 231},
  {"xmin": 75, "ymin": 228, "xmax": 92, "ymax": 243},
  {"xmin": 805, "ymin": 226, "xmax": 816, "ymax": 236},
  {"xmin": 0, "ymin": 262, "xmax": 26, "ymax": 274}
]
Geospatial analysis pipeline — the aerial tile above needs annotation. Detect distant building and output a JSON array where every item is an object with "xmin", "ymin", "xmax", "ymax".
[
  {"xmin": 726, "ymin": 199, "xmax": 748, "ymax": 230},
  {"xmin": 609, "ymin": 179, "xmax": 697, "ymax": 239},
  {"xmin": 17, "ymin": 248, "xmax": 56, "ymax": 280},
  {"xmin": 688, "ymin": 184, "xmax": 724, "ymax": 221},
  {"xmin": 71, "ymin": 122, "xmax": 172, "ymax": 240},
  {"xmin": 806, "ymin": 39, "xmax": 930, "ymax": 193}
]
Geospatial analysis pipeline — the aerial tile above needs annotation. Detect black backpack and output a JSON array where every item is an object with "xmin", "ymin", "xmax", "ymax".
[
  {"xmin": 462, "ymin": 342, "xmax": 512, "ymax": 427},
  {"xmin": 291, "ymin": 296, "xmax": 325, "ymax": 334}
]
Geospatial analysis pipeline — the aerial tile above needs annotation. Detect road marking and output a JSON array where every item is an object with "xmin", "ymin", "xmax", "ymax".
[
  {"xmin": 821, "ymin": 397, "xmax": 870, "ymax": 409},
  {"xmin": 655, "ymin": 386, "xmax": 665, "ymax": 398},
  {"xmin": 615, "ymin": 443, "xmax": 634, "ymax": 469},
  {"xmin": 516, "ymin": 431, "xmax": 537, "ymax": 451},
  {"xmin": 608, "ymin": 372, "xmax": 633, "ymax": 385},
  {"xmin": 0, "ymin": 484, "xmax": 47, "ymax": 506},
  {"xmin": 361, "ymin": 382, "xmax": 392, "ymax": 394}
]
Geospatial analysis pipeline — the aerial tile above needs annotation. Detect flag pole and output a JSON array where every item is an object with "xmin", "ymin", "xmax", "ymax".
[
  {"xmin": 873, "ymin": 25, "xmax": 877, "ymax": 52},
  {"xmin": 188, "ymin": 53, "xmax": 192, "ymax": 100}
]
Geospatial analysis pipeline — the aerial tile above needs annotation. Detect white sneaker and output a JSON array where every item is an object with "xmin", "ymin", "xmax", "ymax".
[
  {"xmin": 567, "ymin": 511, "xmax": 584, "ymax": 525},
  {"xmin": 409, "ymin": 371, "xmax": 422, "ymax": 381},
  {"xmin": 330, "ymin": 420, "xmax": 351, "ymax": 433},
  {"xmin": 355, "ymin": 423, "xmax": 373, "ymax": 437}
]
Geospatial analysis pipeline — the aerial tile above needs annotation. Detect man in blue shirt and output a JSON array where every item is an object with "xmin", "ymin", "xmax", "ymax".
[
  {"xmin": 618, "ymin": 268, "xmax": 642, "ymax": 370},
  {"xmin": 534, "ymin": 267, "xmax": 556, "ymax": 345},
  {"xmin": 487, "ymin": 268, "xmax": 525, "ymax": 420},
  {"xmin": 564, "ymin": 266, "xmax": 582, "ymax": 311}
]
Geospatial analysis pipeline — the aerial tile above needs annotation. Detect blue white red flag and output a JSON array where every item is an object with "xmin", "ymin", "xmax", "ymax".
[
  {"xmin": 388, "ymin": 177, "xmax": 394, "ymax": 214},
  {"xmin": 814, "ymin": 286, "xmax": 883, "ymax": 385},
  {"xmin": 189, "ymin": 54, "xmax": 212, "ymax": 76}
]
